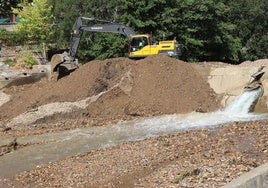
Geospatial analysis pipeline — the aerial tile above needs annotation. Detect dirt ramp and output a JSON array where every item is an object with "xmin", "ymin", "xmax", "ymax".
[{"xmin": 0, "ymin": 55, "xmax": 220, "ymax": 123}]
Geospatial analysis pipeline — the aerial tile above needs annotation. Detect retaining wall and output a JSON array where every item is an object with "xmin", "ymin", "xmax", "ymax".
[{"xmin": 223, "ymin": 162, "xmax": 268, "ymax": 188}]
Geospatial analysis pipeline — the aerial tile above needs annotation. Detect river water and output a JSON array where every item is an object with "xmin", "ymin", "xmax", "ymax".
[{"xmin": 0, "ymin": 87, "xmax": 267, "ymax": 179}]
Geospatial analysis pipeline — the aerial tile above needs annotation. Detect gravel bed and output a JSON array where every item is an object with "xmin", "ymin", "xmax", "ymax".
[{"xmin": 2, "ymin": 120, "xmax": 266, "ymax": 187}]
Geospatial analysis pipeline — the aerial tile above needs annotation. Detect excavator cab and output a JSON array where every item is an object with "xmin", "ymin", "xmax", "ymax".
[
  {"xmin": 128, "ymin": 35, "xmax": 182, "ymax": 58},
  {"xmin": 129, "ymin": 35, "xmax": 150, "ymax": 52}
]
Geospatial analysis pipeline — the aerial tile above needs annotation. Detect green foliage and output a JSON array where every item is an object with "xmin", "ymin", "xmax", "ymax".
[
  {"xmin": 241, "ymin": 34, "xmax": 268, "ymax": 61},
  {"xmin": 173, "ymin": 0, "xmax": 242, "ymax": 62},
  {"xmin": 20, "ymin": 51, "xmax": 38, "ymax": 68},
  {"xmin": 1, "ymin": 0, "xmax": 267, "ymax": 63},
  {"xmin": 13, "ymin": 0, "xmax": 55, "ymax": 44},
  {"xmin": 50, "ymin": 0, "xmax": 268, "ymax": 63},
  {"xmin": 47, "ymin": 0, "xmax": 119, "ymax": 49},
  {"xmin": 227, "ymin": 0, "xmax": 268, "ymax": 61},
  {"xmin": 10, "ymin": 0, "xmax": 266, "ymax": 63},
  {"xmin": 0, "ymin": 29, "xmax": 24, "ymax": 46},
  {"xmin": 47, "ymin": 0, "xmax": 80, "ymax": 48},
  {"xmin": 78, "ymin": 33, "xmax": 127, "ymax": 62},
  {"xmin": 0, "ymin": 0, "xmax": 22, "ymax": 17},
  {"xmin": 117, "ymin": 0, "xmax": 174, "ymax": 38}
]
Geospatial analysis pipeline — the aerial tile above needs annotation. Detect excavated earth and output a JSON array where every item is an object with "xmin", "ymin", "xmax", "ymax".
[{"xmin": 0, "ymin": 55, "xmax": 267, "ymax": 187}]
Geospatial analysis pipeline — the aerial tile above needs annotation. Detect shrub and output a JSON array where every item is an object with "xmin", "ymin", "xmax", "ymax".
[
  {"xmin": 20, "ymin": 51, "xmax": 38, "ymax": 68},
  {"xmin": 0, "ymin": 29, "xmax": 25, "ymax": 46}
]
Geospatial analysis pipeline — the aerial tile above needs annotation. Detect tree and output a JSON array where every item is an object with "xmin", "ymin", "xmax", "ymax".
[
  {"xmin": 227, "ymin": 0, "xmax": 268, "ymax": 61},
  {"xmin": 46, "ymin": 0, "xmax": 267, "ymax": 63},
  {"xmin": 13, "ymin": 0, "xmax": 54, "ymax": 44},
  {"xmin": 117, "ymin": 0, "xmax": 173, "ymax": 38},
  {"xmin": 0, "ymin": 0, "xmax": 21, "ymax": 18},
  {"xmin": 49, "ymin": 0, "xmax": 127, "ymax": 61},
  {"xmin": 171, "ymin": 0, "xmax": 242, "ymax": 62}
]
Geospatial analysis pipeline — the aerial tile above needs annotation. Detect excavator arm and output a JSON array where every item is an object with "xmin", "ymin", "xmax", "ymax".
[
  {"xmin": 50, "ymin": 16, "xmax": 182, "ymax": 80},
  {"xmin": 69, "ymin": 17, "xmax": 136, "ymax": 59},
  {"xmin": 51, "ymin": 17, "xmax": 136, "ymax": 73}
]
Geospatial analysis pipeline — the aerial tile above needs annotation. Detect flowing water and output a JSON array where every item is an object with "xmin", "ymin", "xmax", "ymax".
[
  {"xmin": 225, "ymin": 87, "xmax": 263, "ymax": 114},
  {"xmin": 0, "ymin": 87, "xmax": 267, "ymax": 179}
]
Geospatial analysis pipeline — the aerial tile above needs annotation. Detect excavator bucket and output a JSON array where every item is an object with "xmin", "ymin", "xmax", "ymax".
[
  {"xmin": 244, "ymin": 66, "xmax": 265, "ymax": 92},
  {"xmin": 49, "ymin": 53, "xmax": 79, "ymax": 80},
  {"xmin": 50, "ymin": 54, "xmax": 64, "ymax": 73}
]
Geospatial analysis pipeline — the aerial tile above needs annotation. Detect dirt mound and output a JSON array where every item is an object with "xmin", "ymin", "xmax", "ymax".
[
  {"xmin": 0, "ymin": 55, "xmax": 220, "ymax": 123},
  {"xmin": 87, "ymin": 55, "xmax": 220, "ymax": 118}
]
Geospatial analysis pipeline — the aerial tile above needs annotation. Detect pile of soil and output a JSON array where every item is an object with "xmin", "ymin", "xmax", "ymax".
[
  {"xmin": 0, "ymin": 55, "xmax": 267, "ymax": 188},
  {"xmin": 0, "ymin": 55, "xmax": 220, "ymax": 124}
]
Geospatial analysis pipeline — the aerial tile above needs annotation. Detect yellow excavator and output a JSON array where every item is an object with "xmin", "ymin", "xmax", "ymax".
[{"xmin": 50, "ymin": 17, "xmax": 182, "ymax": 77}]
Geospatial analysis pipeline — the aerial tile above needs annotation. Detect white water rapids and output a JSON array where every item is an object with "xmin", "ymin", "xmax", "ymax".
[{"xmin": 0, "ymin": 87, "xmax": 267, "ymax": 179}]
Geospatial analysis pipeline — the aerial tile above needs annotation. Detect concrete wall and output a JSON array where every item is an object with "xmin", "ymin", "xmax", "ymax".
[
  {"xmin": 223, "ymin": 162, "xmax": 268, "ymax": 188},
  {"xmin": 206, "ymin": 60, "xmax": 268, "ymax": 112}
]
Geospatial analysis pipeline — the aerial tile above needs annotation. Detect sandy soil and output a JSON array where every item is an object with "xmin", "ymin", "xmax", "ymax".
[{"xmin": 0, "ymin": 55, "xmax": 267, "ymax": 187}]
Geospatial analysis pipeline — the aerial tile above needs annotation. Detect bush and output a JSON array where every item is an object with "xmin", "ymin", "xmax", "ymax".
[
  {"xmin": 0, "ymin": 29, "xmax": 25, "ymax": 46},
  {"xmin": 20, "ymin": 51, "xmax": 38, "ymax": 68}
]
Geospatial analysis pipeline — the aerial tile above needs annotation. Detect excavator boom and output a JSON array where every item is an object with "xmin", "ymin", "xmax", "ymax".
[
  {"xmin": 50, "ymin": 16, "xmax": 182, "ymax": 79},
  {"xmin": 51, "ymin": 17, "xmax": 136, "ymax": 74},
  {"xmin": 69, "ymin": 17, "xmax": 136, "ymax": 59}
]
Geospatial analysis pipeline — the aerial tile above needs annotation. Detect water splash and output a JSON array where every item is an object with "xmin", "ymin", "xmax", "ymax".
[{"xmin": 224, "ymin": 87, "xmax": 263, "ymax": 115}]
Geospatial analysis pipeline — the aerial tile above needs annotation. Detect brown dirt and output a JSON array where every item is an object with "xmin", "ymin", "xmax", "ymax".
[
  {"xmin": 0, "ymin": 55, "xmax": 220, "ymax": 124},
  {"xmin": 1, "ymin": 55, "xmax": 267, "ymax": 187}
]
